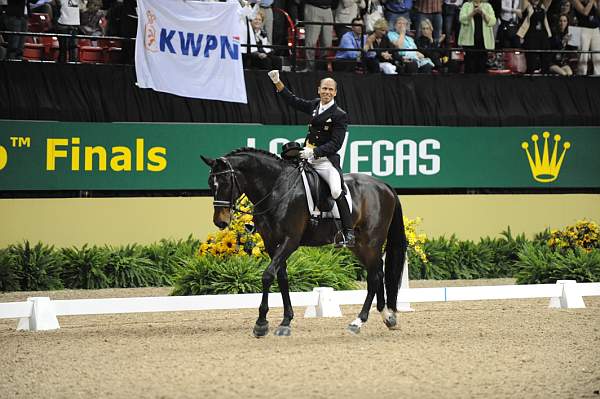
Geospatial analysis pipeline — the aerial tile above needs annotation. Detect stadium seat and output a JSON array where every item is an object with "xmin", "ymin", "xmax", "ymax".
[
  {"xmin": 504, "ymin": 50, "xmax": 526, "ymax": 74},
  {"xmin": 23, "ymin": 43, "xmax": 44, "ymax": 61},
  {"xmin": 41, "ymin": 36, "xmax": 60, "ymax": 61},
  {"xmin": 79, "ymin": 46, "xmax": 104, "ymax": 63}
]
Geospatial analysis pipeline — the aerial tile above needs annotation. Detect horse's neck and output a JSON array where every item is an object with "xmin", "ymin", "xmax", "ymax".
[{"xmin": 233, "ymin": 153, "xmax": 286, "ymax": 205}]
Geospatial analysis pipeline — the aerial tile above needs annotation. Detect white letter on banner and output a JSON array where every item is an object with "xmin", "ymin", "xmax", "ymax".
[
  {"xmin": 395, "ymin": 140, "xmax": 418, "ymax": 176},
  {"xmin": 350, "ymin": 141, "xmax": 372, "ymax": 175},
  {"xmin": 372, "ymin": 140, "xmax": 394, "ymax": 176},
  {"xmin": 270, "ymin": 138, "xmax": 289, "ymax": 155},
  {"xmin": 419, "ymin": 139, "xmax": 440, "ymax": 175}
]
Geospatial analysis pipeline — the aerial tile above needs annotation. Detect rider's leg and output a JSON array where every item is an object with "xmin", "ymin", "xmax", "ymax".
[{"xmin": 311, "ymin": 158, "xmax": 355, "ymax": 247}]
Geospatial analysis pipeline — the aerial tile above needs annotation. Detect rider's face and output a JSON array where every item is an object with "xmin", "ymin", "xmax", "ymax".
[{"xmin": 317, "ymin": 80, "xmax": 337, "ymax": 105}]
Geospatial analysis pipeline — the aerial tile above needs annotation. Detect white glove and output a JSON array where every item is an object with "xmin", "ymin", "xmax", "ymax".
[
  {"xmin": 299, "ymin": 147, "xmax": 314, "ymax": 160},
  {"xmin": 267, "ymin": 70, "xmax": 280, "ymax": 84}
]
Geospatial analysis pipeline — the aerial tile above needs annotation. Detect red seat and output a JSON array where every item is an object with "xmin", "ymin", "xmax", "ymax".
[
  {"xmin": 504, "ymin": 49, "xmax": 526, "ymax": 74},
  {"xmin": 105, "ymin": 47, "xmax": 122, "ymax": 64},
  {"xmin": 28, "ymin": 13, "xmax": 52, "ymax": 33},
  {"xmin": 23, "ymin": 43, "xmax": 44, "ymax": 60},
  {"xmin": 41, "ymin": 35, "xmax": 60, "ymax": 61},
  {"xmin": 79, "ymin": 46, "xmax": 104, "ymax": 63}
]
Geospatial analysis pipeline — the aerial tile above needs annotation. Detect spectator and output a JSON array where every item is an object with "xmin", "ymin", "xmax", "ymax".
[
  {"xmin": 570, "ymin": 0, "xmax": 600, "ymax": 75},
  {"xmin": 442, "ymin": 0, "xmax": 463, "ymax": 46},
  {"xmin": 416, "ymin": 17, "xmax": 453, "ymax": 70},
  {"xmin": 388, "ymin": 16, "xmax": 435, "ymax": 72},
  {"xmin": 365, "ymin": 17, "xmax": 399, "ymax": 73},
  {"xmin": 549, "ymin": 13, "xmax": 576, "ymax": 74},
  {"xmin": 250, "ymin": 0, "xmax": 273, "ymax": 44},
  {"xmin": 79, "ymin": 0, "xmax": 105, "ymax": 36},
  {"xmin": 106, "ymin": 0, "xmax": 136, "ymax": 64},
  {"xmin": 516, "ymin": 0, "xmax": 553, "ymax": 74},
  {"xmin": 415, "ymin": 0, "xmax": 443, "ymax": 39},
  {"xmin": 458, "ymin": 0, "xmax": 496, "ymax": 73},
  {"xmin": 334, "ymin": 0, "xmax": 365, "ymax": 39},
  {"xmin": 334, "ymin": 16, "xmax": 379, "ymax": 71},
  {"xmin": 302, "ymin": 0, "xmax": 335, "ymax": 72},
  {"xmin": 54, "ymin": 0, "xmax": 80, "ymax": 62},
  {"xmin": 363, "ymin": 0, "xmax": 384, "ymax": 32},
  {"xmin": 245, "ymin": 9, "xmax": 282, "ymax": 70},
  {"xmin": 5, "ymin": 0, "xmax": 28, "ymax": 60},
  {"xmin": 383, "ymin": 0, "xmax": 412, "ymax": 30},
  {"xmin": 497, "ymin": 0, "xmax": 522, "ymax": 48}
]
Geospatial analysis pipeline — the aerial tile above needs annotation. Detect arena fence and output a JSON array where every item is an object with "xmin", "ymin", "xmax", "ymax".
[{"xmin": 2, "ymin": 279, "xmax": 599, "ymax": 332}]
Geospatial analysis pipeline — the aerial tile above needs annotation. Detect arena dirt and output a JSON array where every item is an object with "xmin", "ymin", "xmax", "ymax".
[{"xmin": 1, "ymin": 279, "xmax": 599, "ymax": 399}]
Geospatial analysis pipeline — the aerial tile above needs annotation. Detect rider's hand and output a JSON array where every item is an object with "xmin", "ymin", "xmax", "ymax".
[
  {"xmin": 300, "ymin": 147, "xmax": 314, "ymax": 160},
  {"xmin": 267, "ymin": 70, "xmax": 280, "ymax": 84}
]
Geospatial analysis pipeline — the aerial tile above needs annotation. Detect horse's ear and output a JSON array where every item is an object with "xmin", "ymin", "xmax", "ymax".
[{"xmin": 200, "ymin": 155, "xmax": 216, "ymax": 167}]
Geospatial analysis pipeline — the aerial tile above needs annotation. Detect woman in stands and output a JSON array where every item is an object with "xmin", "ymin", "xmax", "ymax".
[
  {"xmin": 516, "ymin": 0, "xmax": 553, "ymax": 74},
  {"xmin": 549, "ymin": 13, "xmax": 576, "ymax": 75},
  {"xmin": 458, "ymin": 0, "xmax": 496, "ymax": 73},
  {"xmin": 245, "ymin": 9, "xmax": 281, "ymax": 70},
  {"xmin": 387, "ymin": 16, "xmax": 435, "ymax": 73},
  {"xmin": 416, "ymin": 17, "xmax": 451, "ymax": 71},
  {"xmin": 570, "ymin": 0, "xmax": 600, "ymax": 75}
]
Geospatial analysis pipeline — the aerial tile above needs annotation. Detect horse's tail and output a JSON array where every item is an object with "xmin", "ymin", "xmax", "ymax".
[{"xmin": 384, "ymin": 187, "xmax": 408, "ymax": 312}]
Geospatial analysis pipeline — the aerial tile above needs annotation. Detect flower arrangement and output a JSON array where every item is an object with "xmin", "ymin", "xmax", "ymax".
[
  {"xmin": 404, "ymin": 216, "xmax": 428, "ymax": 263},
  {"xmin": 198, "ymin": 195, "xmax": 266, "ymax": 258},
  {"xmin": 547, "ymin": 220, "xmax": 600, "ymax": 252}
]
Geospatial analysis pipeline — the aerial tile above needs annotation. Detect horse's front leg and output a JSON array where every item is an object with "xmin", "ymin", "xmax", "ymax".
[
  {"xmin": 253, "ymin": 237, "xmax": 299, "ymax": 338},
  {"xmin": 273, "ymin": 262, "xmax": 294, "ymax": 337}
]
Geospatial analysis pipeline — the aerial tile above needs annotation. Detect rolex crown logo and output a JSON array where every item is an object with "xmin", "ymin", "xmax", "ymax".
[{"xmin": 521, "ymin": 131, "xmax": 571, "ymax": 183}]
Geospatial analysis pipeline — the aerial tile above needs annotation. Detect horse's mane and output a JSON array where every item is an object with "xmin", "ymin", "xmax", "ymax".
[{"xmin": 224, "ymin": 147, "xmax": 284, "ymax": 163}]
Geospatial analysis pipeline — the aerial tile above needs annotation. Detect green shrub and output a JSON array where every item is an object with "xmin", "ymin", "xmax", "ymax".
[
  {"xmin": 60, "ymin": 245, "xmax": 110, "ymax": 289},
  {"xmin": 141, "ymin": 236, "xmax": 200, "ymax": 280},
  {"xmin": 9, "ymin": 241, "xmax": 62, "ymax": 291},
  {"xmin": 514, "ymin": 243, "xmax": 600, "ymax": 284},
  {"xmin": 171, "ymin": 255, "xmax": 265, "ymax": 296},
  {"xmin": 285, "ymin": 246, "xmax": 360, "ymax": 291},
  {"xmin": 0, "ymin": 248, "xmax": 20, "ymax": 292},
  {"xmin": 105, "ymin": 244, "xmax": 168, "ymax": 288}
]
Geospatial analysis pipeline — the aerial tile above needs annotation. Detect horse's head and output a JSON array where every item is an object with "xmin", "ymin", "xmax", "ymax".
[{"xmin": 201, "ymin": 155, "xmax": 242, "ymax": 229}]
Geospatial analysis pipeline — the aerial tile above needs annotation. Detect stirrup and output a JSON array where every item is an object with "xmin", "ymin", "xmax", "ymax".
[{"xmin": 335, "ymin": 230, "xmax": 355, "ymax": 248}]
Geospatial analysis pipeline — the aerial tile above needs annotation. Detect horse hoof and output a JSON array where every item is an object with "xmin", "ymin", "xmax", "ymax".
[
  {"xmin": 384, "ymin": 313, "xmax": 398, "ymax": 330},
  {"xmin": 253, "ymin": 322, "xmax": 269, "ymax": 338},
  {"xmin": 346, "ymin": 324, "xmax": 361, "ymax": 334},
  {"xmin": 274, "ymin": 326, "xmax": 292, "ymax": 337}
]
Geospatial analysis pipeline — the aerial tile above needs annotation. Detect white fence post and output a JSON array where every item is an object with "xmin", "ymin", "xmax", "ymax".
[
  {"xmin": 16, "ymin": 297, "xmax": 60, "ymax": 331},
  {"xmin": 548, "ymin": 280, "xmax": 586, "ymax": 309},
  {"xmin": 304, "ymin": 287, "xmax": 342, "ymax": 318},
  {"xmin": 398, "ymin": 257, "xmax": 414, "ymax": 312}
]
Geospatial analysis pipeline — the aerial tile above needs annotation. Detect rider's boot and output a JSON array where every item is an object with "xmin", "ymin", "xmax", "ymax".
[{"xmin": 334, "ymin": 196, "xmax": 355, "ymax": 248}]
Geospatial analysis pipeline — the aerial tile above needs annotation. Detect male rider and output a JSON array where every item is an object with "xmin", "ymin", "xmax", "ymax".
[{"xmin": 267, "ymin": 70, "xmax": 355, "ymax": 248}]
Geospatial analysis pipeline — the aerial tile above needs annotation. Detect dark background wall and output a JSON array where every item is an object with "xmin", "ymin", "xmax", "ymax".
[{"xmin": 1, "ymin": 62, "xmax": 599, "ymax": 126}]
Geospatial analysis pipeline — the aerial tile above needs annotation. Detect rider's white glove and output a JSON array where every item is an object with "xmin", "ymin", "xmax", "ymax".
[
  {"xmin": 300, "ymin": 147, "xmax": 314, "ymax": 160},
  {"xmin": 267, "ymin": 70, "xmax": 280, "ymax": 84}
]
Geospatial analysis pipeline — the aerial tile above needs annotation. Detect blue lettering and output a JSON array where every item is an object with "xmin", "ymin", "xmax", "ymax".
[
  {"xmin": 204, "ymin": 35, "xmax": 218, "ymax": 58},
  {"xmin": 159, "ymin": 29, "xmax": 176, "ymax": 54},
  {"xmin": 179, "ymin": 32, "xmax": 204, "ymax": 56},
  {"xmin": 220, "ymin": 36, "xmax": 239, "ymax": 60}
]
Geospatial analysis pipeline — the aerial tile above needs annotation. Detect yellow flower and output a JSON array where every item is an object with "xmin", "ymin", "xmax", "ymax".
[{"xmin": 252, "ymin": 246, "xmax": 263, "ymax": 258}]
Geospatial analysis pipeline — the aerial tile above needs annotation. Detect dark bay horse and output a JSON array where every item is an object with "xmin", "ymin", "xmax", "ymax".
[{"xmin": 201, "ymin": 148, "xmax": 407, "ymax": 337}]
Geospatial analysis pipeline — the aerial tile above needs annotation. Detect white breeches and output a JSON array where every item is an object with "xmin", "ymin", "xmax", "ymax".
[{"xmin": 309, "ymin": 157, "xmax": 343, "ymax": 199}]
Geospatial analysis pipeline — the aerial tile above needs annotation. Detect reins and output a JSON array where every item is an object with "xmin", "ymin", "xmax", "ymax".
[{"xmin": 209, "ymin": 157, "xmax": 305, "ymax": 217}]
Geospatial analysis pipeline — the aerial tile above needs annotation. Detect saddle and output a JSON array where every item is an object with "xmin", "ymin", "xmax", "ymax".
[{"xmin": 302, "ymin": 163, "xmax": 336, "ymax": 213}]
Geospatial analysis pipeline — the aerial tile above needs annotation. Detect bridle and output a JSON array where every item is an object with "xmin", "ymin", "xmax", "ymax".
[{"xmin": 209, "ymin": 156, "xmax": 304, "ymax": 217}]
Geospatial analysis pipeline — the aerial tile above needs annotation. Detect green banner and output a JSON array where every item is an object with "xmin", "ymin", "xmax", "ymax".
[{"xmin": 0, "ymin": 121, "xmax": 598, "ymax": 190}]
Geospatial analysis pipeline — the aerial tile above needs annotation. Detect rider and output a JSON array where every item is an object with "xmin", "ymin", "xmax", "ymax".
[{"xmin": 267, "ymin": 70, "xmax": 355, "ymax": 248}]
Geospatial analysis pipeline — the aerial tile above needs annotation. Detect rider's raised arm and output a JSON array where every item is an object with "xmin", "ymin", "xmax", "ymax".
[{"xmin": 267, "ymin": 70, "xmax": 317, "ymax": 115}]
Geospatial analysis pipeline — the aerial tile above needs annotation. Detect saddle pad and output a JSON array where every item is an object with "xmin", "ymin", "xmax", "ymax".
[{"xmin": 301, "ymin": 170, "xmax": 352, "ymax": 219}]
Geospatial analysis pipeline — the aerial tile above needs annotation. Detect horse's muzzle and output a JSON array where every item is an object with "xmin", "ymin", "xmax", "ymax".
[{"xmin": 213, "ymin": 208, "xmax": 231, "ymax": 229}]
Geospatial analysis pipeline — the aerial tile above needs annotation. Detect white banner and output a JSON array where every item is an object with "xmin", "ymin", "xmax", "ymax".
[{"xmin": 135, "ymin": 0, "xmax": 247, "ymax": 104}]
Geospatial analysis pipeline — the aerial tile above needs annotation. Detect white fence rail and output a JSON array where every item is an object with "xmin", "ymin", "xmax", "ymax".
[{"xmin": 1, "ymin": 280, "xmax": 599, "ymax": 332}]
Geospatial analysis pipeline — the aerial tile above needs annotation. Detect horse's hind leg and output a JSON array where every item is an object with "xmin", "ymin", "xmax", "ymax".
[
  {"xmin": 273, "ymin": 262, "xmax": 294, "ymax": 337},
  {"xmin": 347, "ymin": 247, "xmax": 384, "ymax": 334}
]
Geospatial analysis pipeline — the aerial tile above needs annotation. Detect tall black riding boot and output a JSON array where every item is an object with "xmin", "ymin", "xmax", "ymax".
[{"xmin": 334, "ymin": 196, "xmax": 355, "ymax": 248}]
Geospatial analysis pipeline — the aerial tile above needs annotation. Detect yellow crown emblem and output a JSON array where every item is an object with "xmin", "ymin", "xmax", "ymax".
[{"xmin": 521, "ymin": 131, "xmax": 570, "ymax": 183}]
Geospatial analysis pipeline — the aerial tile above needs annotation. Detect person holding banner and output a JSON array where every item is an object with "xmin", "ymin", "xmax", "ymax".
[{"xmin": 267, "ymin": 70, "xmax": 356, "ymax": 248}]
